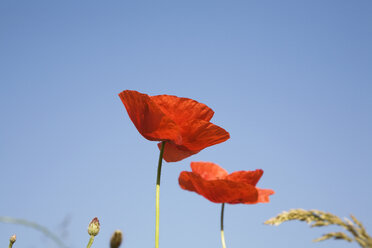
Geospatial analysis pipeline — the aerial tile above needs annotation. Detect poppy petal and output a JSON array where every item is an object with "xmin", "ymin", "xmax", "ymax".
[
  {"xmin": 180, "ymin": 119, "xmax": 230, "ymax": 151},
  {"xmin": 226, "ymin": 169, "xmax": 263, "ymax": 186},
  {"xmin": 119, "ymin": 90, "xmax": 182, "ymax": 143},
  {"xmin": 255, "ymin": 188, "xmax": 275, "ymax": 203},
  {"xmin": 179, "ymin": 172, "xmax": 259, "ymax": 204},
  {"xmin": 158, "ymin": 142, "xmax": 198, "ymax": 162},
  {"xmin": 151, "ymin": 95, "xmax": 214, "ymax": 124},
  {"xmin": 190, "ymin": 162, "xmax": 228, "ymax": 180},
  {"xmin": 178, "ymin": 171, "xmax": 198, "ymax": 192}
]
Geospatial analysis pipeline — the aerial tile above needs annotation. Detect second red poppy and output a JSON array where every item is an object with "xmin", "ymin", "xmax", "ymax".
[{"xmin": 179, "ymin": 162, "xmax": 274, "ymax": 204}]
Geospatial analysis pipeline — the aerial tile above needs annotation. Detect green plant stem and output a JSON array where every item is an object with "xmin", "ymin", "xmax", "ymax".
[
  {"xmin": 86, "ymin": 235, "xmax": 94, "ymax": 248},
  {"xmin": 8, "ymin": 242, "xmax": 14, "ymax": 248},
  {"xmin": 221, "ymin": 203, "xmax": 226, "ymax": 248},
  {"xmin": 155, "ymin": 141, "xmax": 166, "ymax": 248}
]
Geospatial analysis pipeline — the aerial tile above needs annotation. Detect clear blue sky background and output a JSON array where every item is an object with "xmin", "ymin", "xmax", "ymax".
[{"xmin": 1, "ymin": 1, "xmax": 371, "ymax": 248}]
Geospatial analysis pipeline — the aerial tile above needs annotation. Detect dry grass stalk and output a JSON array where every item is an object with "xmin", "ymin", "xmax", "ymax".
[{"xmin": 265, "ymin": 209, "xmax": 372, "ymax": 248}]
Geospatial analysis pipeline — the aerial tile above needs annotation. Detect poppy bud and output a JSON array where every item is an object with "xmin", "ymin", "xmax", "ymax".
[
  {"xmin": 110, "ymin": 230, "xmax": 123, "ymax": 248},
  {"xmin": 10, "ymin": 234, "xmax": 16, "ymax": 244},
  {"xmin": 88, "ymin": 217, "xmax": 100, "ymax": 236}
]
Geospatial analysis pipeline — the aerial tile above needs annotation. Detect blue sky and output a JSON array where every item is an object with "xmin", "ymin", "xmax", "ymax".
[{"xmin": 1, "ymin": 1, "xmax": 371, "ymax": 248}]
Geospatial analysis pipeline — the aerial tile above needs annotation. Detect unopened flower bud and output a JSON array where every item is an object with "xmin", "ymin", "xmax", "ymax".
[
  {"xmin": 110, "ymin": 230, "xmax": 123, "ymax": 248},
  {"xmin": 10, "ymin": 234, "xmax": 17, "ymax": 244},
  {"xmin": 88, "ymin": 217, "xmax": 100, "ymax": 236}
]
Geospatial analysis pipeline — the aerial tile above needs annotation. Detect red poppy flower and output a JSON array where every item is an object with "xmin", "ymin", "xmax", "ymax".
[
  {"xmin": 179, "ymin": 162, "xmax": 274, "ymax": 204},
  {"xmin": 118, "ymin": 90, "xmax": 230, "ymax": 162}
]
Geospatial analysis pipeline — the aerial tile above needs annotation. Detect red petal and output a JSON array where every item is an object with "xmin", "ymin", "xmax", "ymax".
[
  {"xmin": 178, "ymin": 171, "xmax": 197, "ymax": 192},
  {"xmin": 151, "ymin": 95, "xmax": 214, "ymax": 124},
  {"xmin": 226, "ymin": 169, "xmax": 263, "ymax": 186},
  {"xmin": 158, "ymin": 142, "xmax": 198, "ymax": 162},
  {"xmin": 119, "ymin": 90, "xmax": 182, "ymax": 143},
  {"xmin": 180, "ymin": 119, "xmax": 230, "ymax": 151},
  {"xmin": 254, "ymin": 188, "xmax": 275, "ymax": 203},
  {"xmin": 179, "ymin": 172, "xmax": 259, "ymax": 204},
  {"xmin": 190, "ymin": 162, "xmax": 228, "ymax": 180}
]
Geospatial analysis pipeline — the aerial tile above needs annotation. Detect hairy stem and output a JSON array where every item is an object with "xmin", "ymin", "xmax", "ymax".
[
  {"xmin": 86, "ymin": 235, "xmax": 94, "ymax": 248},
  {"xmin": 221, "ymin": 203, "xmax": 226, "ymax": 248},
  {"xmin": 155, "ymin": 141, "xmax": 166, "ymax": 248}
]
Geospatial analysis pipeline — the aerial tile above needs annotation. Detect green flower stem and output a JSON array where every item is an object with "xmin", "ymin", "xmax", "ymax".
[
  {"xmin": 221, "ymin": 203, "xmax": 226, "ymax": 248},
  {"xmin": 155, "ymin": 141, "xmax": 166, "ymax": 248},
  {"xmin": 8, "ymin": 241, "xmax": 14, "ymax": 248},
  {"xmin": 86, "ymin": 235, "xmax": 94, "ymax": 248}
]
